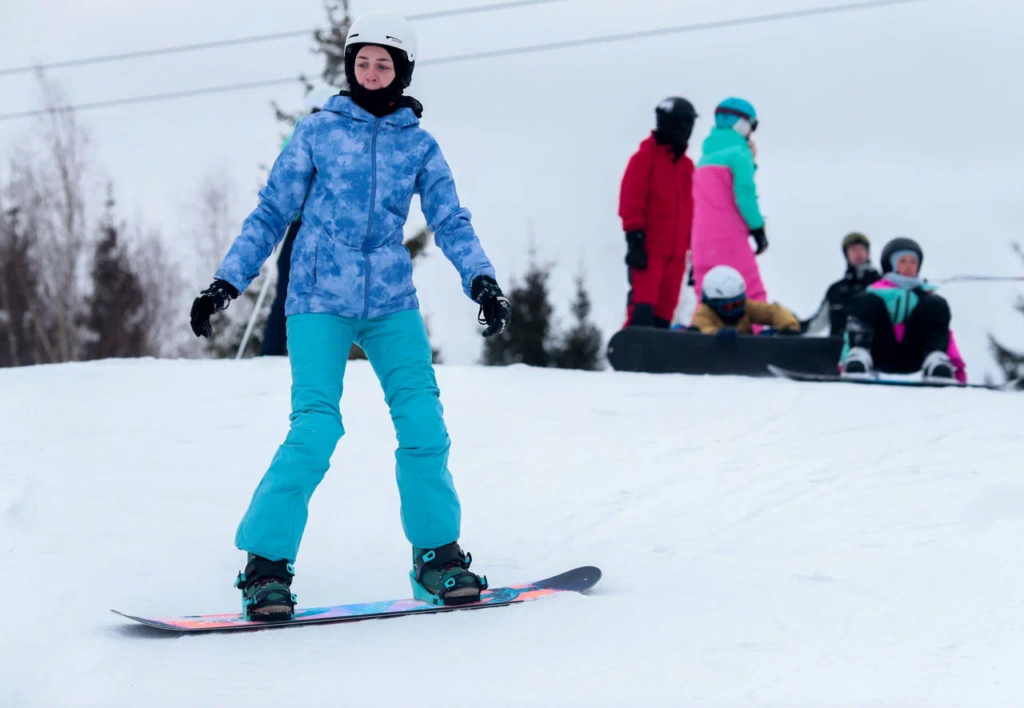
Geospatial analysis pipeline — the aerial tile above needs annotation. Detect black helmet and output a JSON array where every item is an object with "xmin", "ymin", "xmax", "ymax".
[
  {"xmin": 880, "ymin": 237, "xmax": 923, "ymax": 274},
  {"xmin": 656, "ymin": 97, "xmax": 697, "ymax": 131},
  {"xmin": 656, "ymin": 97, "xmax": 698, "ymax": 121},
  {"xmin": 841, "ymin": 232, "xmax": 870, "ymax": 256}
]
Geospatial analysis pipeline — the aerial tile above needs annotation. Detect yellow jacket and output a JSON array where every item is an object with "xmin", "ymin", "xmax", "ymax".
[{"xmin": 691, "ymin": 299, "xmax": 801, "ymax": 334}]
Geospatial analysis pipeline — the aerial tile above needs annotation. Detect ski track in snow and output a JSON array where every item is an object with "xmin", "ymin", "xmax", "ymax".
[{"xmin": 1, "ymin": 358, "xmax": 1023, "ymax": 707}]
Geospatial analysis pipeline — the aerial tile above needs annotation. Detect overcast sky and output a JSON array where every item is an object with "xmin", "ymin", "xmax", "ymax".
[{"xmin": 2, "ymin": 0, "xmax": 1023, "ymax": 378}]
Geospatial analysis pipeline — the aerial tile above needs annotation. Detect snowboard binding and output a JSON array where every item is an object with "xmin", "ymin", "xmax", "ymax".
[
  {"xmin": 234, "ymin": 553, "xmax": 297, "ymax": 622},
  {"xmin": 410, "ymin": 542, "xmax": 488, "ymax": 607}
]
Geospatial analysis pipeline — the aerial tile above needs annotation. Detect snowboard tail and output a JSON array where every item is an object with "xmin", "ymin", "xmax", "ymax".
[{"xmin": 113, "ymin": 566, "xmax": 601, "ymax": 633}]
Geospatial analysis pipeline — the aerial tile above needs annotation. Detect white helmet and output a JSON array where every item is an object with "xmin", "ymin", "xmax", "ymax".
[
  {"xmin": 702, "ymin": 265, "xmax": 746, "ymax": 301},
  {"xmin": 345, "ymin": 11, "xmax": 418, "ymax": 87}
]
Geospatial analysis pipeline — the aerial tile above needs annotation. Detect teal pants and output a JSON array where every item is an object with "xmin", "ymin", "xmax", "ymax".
[{"xmin": 235, "ymin": 310, "xmax": 460, "ymax": 562}]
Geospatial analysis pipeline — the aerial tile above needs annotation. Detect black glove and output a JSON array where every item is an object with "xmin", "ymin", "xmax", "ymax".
[
  {"xmin": 471, "ymin": 275, "xmax": 512, "ymax": 338},
  {"xmin": 716, "ymin": 326, "xmax": 739, "ymax": 342},
  {"xmin": 190, "ymin": 279, "xmax": 239, "ymax": 338},
  {"xmin": 625, "ymin": 230, "xmax": 648, "ymax": 271},
  {"xmin": 750, "ymin": 226, "xmax": 768, "ymax": 255}
]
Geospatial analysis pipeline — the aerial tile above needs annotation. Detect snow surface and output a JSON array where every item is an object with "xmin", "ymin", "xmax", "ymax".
[{"xmin": 3, "ymin": 358, "xmax": 1024, "ymax": 707}]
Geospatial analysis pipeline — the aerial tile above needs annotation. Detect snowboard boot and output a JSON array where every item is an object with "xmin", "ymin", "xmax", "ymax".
[
  {"xmin": 842, "ymin": 347, "xmax": 875, "ymax": 379},
  {"xmin": 234, "ymin": 553, "xmax": 296, "ymax": 621},
  {"xmin": 410, "ymin": 542, "xmax": 488, "ymax": 607},
  {"xmin": 628, "ymin": 304, "xmax": 655, "ymax": 328},
  {"xmin": 922, "ymin": 350, "xmax": 956, "ymax": 383},
  {"xmin": 842, "ymin": 317, "xmax": 876, "ymax": 379}
]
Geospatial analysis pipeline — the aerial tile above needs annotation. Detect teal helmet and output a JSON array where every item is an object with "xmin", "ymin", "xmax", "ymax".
[{"xmin": 714, "ymin": 97, "xmax": 758, "ymax": 132}]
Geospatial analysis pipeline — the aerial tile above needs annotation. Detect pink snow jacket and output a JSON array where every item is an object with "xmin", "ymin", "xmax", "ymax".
[{"xmin": 690, "ymin": 129, "xmax": 767, "ymax": 304}]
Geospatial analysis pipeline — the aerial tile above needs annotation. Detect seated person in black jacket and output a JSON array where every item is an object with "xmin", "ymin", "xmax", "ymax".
[{"xmin": 803, "ymin": 232, "xmax": 881, "ymax": 336}]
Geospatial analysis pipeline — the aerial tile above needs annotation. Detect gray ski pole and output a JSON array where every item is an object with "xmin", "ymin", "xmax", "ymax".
[{"xmin": 235, "ymin": 241, "xmax": 281, "ymax": 360}]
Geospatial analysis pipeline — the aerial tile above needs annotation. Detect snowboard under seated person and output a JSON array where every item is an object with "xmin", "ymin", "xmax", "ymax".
[
  {"xmin": 689, "ymin": 265, "xmax": 801, "ymax": 338},
  {"xmin": 840, "ymin": 237, "xmax": 966, "ymax": 383},
  {"xmin": 189, "ymin": 12, "xmax": 512, "ymax": 621}
]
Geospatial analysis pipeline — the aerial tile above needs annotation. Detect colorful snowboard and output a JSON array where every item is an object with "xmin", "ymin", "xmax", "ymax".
[
  {"xmin": 768, "ymin": 365, "xmax": 1016, "ymax": 391},
  {"xmin": 112, "ymin": 566, "xmax": 601, "ymax": 633}
]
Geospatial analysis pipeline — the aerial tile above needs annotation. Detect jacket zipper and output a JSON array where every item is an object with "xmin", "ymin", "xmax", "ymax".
[{"xmin": 362, "ymin": 118, "xmax": 382, "ymax": 319}]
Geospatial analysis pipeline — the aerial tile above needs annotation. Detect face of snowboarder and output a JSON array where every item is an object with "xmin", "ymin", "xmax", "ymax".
[
  {"xmin": 845, "ymin": 243, "xmax": 869, "ymax": 267},
  {"xmin": 895, "ymin": 253, "xmax": 920, "ymax": 277},
  {"xmin": 354, "ymin": 45, "xmax": 396, "ymax": 90}
]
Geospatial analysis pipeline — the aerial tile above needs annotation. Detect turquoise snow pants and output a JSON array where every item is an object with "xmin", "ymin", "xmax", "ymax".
[{"xmin": 235, "ymin": 310, "xmax": 460, "ymax": 562}]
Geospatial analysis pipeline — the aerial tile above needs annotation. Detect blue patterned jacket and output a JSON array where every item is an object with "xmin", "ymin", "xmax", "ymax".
[{"xmin": 215, "ymin": 95, "xmax": 495, "ymax": 319}]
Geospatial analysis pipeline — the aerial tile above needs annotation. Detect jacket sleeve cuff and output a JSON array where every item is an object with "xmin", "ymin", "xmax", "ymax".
[{"xmin": 212, "ymin": 269, "xmax": 248, "ymax": 296}]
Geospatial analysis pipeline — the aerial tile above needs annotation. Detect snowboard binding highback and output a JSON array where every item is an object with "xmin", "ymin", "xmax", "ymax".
[
  {"xmin": 234, "ymin": 553, "xmax": 297, "ymax": 621},
  {"xmin": 411, "ymin": 542, "xmax": 488, "ymax": 607}
]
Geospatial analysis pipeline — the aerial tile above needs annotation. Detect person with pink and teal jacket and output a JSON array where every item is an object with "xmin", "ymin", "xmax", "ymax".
[
  {"xmin": 689, "ymin": 98, "xmax": 769, "ymax": 308},
  {"xmin": 841, "ymin": 237, "xmax": 967, "ymax": 382}
]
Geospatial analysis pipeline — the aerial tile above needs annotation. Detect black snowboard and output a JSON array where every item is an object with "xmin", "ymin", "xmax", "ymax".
[{"xmin": 606, "ymin": 328, "xmax": 843, "ymax": 377}]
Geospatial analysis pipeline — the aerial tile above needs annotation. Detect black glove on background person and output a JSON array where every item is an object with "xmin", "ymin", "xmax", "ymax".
[
  {"xmin": 625, "ymin": 230, "xmax": 648, "ymax": 270},
  {"xmin": 750, "ymin": 226, "xmax": 768, "ymax": 255},
  {"xmin": 190, "ymin": 279, "xmax": 239, "ymax": 338},
  {"xmin": 471, "ymin": 275, "xmax": 512, "ymax": 338}
]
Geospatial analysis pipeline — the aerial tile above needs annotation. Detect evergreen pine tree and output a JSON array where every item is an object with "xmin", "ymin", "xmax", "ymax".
[
  {"xmin": 482, "ymin": 253, "xmax": 555, "ymax": 367},
  {"xmin": 83, "ymin": 192, "xmax": 149, "ymax": 360},
  {"xmin": 553, "ymin": 274, "xmax": 604, "ymax": 371},
  {"xmin": 0, "ymin": 204, "xmax": 45, "ymax": 367},
  {"xmin": 312, "ymin": 0, "xmax": 352, "ymax": 89}
]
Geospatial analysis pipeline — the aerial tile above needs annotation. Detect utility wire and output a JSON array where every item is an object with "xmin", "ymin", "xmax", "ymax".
[
  {"xmin": 0, "ymin": 78, "xmax": 302, "ymax": 121},
  {"xmin": 0, "ymin": 0, "xmax": 567, "ymax": 77},
  {"xmin": 0, "ymin": 0, "xmax": 927, "ymax": 122},
  {"xmin": 421, "ymin": 0, "xmax": 925, "ymax": 66}
]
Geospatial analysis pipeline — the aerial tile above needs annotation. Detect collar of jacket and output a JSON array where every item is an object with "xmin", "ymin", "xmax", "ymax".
[
  {"xmin": 701, "ymin": 126, "xmax": 750, "ymax": 154},
  {"xmin": 845, "ymin": 263, "xmax": 879, "ymax": 283},
  {"xmin": 322, "ymin": 94, "xmax": 420, "ymax": 128}
]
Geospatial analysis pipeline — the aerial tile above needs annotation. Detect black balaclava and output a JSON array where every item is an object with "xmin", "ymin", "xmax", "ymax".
[
  {"xmin": 344, "ymin": 43, "xmax": 413, "ymax": 118},
  {"xmin": 654, "ymin": 97, "xmax": 698, "ymax": 160}
]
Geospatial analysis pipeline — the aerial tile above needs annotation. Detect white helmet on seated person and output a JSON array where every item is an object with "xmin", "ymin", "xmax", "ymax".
[{"xmin": 702, "ymin": 265, "xmax": 747, "ymax": 320}]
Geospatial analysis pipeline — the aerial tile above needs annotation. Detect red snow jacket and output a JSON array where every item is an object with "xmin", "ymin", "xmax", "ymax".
[{"xmin": 619, "ymin": 134, "xmax": 694, "ymax": 259}]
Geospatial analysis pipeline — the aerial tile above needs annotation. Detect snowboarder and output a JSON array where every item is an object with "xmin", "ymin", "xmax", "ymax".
[
  {"xmin": 618, "ymin": 97, "xmax": 697, "ymax": 328},
  {"xmin": 690, "ymin": 265, "xmax": 801, "ymax": 337},
  {"xmin": 261, "ymin": 88, "xmax": 337, "ymax": 357},
  {"xmin": 803, "ymin": 232, "xmax": 882, "ymax": 337},
  {"xmin": 690, "ymin": 98, "xmax": 768, "ymax": 305},
  {"xmin": 189, "ymin": 11, "xmax": 512, "ymax": 620},
  {"xmin": 841, "ymin": 237, "xmax": 966, "ymax": 382}
]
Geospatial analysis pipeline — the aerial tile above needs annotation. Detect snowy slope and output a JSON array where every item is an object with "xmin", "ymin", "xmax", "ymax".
[{"xmin": 2, "ymin": 358, "xmax": 1023, "ymax": 707}]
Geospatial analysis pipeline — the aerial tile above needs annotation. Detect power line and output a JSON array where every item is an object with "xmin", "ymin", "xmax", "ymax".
[
  {"xmin": 420, "ymin": 0, "xmax": 925, "ymax": 66},
  {"xmin": 0, "ymin": 78, "xmax": 302, "ymax": 121},
  {"xmin": 0, "ymin": 0, "xmax": 927, "ymax": 122},
  {"xmin": 0, "ymin": 0, "xmax": 567, "ymax": 78}
]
